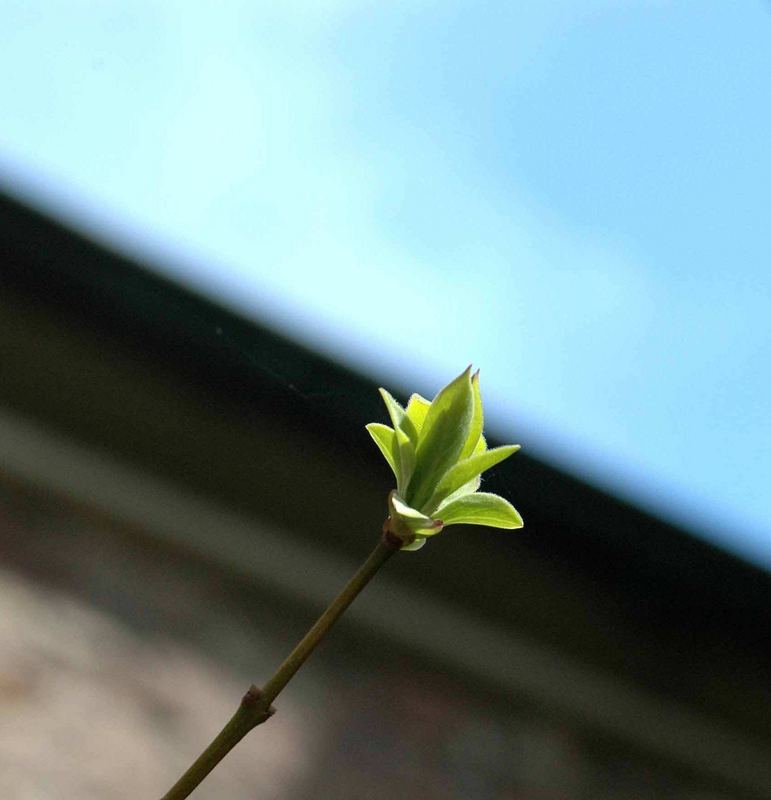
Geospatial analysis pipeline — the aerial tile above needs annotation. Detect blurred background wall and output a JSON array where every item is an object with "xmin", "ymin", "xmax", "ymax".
[
  {"xmin": 1, "ymin": 197, "xmax": 769, "ymax": 799},
  {"xmin": 1, "ymin": 3, "xmax": 770, "ymax": 798}
]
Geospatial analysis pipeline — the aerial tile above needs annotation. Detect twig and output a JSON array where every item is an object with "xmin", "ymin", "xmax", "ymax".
[{"xmin": 159, "ymin": 535, "xmax": 398, "ymax": 800}]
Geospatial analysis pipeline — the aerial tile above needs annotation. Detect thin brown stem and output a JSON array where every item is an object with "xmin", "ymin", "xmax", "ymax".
[{"xmin": 159, "ymin": 536, "xmax": 398, "ymax": 800}]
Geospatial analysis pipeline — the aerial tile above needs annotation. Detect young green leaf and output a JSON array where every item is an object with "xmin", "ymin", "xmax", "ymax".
[
  {"xmin": 400, "ymin": 536, "xmax": 427, "ymax": 551},
  {"xmin": 378, "ymin": 388, "xmax": 405, "ymax": 428},
  {"xmin": 436, "ymin": 492, "xmax": 523, "ymax": 529},
  {"xmin": 365, "ymin": 423, "xmax": 398, "ymax": 480},
  {"xmin": 393, "ymin": 426, "xmax": 416, "ymax": 493},
  {"xmin": 425, "ymin": 444, "xmax": 520, "ymax": 514},
  {"xmin": 436, "ymin": 474, "xmax": 481, "ymax": 508},
  {"xmin": 379, "ymin": 388, "xmax": 419, "ymax": 445},
  {"xmin": 389, "ymin": 492, "xmax": 445, "ymax": 537},
  {"xmin": 405, "ymin": 393, "xmax": 431, "ymax": 433},
  {"xmin": 407, "ymin": 367, "xmax": 474, "ymax": 511},
  {"xmin": 459, "ymin": 370, "xmax": 484, "ymax": 460}
]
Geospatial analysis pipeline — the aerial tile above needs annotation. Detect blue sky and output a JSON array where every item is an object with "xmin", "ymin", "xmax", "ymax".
[{"xmin": 1, "ymin": 1, "xmax": 770, "ymax": 568}]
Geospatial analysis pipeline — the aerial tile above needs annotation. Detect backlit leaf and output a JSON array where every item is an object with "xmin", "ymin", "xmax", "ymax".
[
  {"xmin": 405, "ymin": 393, "xmax": 431, "ymax": 433},
  {"xmin": 365, "ymin": 423, "xmax": 398, "ymax": 480},
  {"xmin": 394, "ymin": 426, "xmax": 416, "ymax": 493},
  {"xmin": 436, "ymin": 492, "xmax": 523, "ymax": 529},
  {"xmin": 436, "ymin": 474, "xmax": 481, "ymax": 508},
  {"xmin": 459, "ymin": 370, "xmax": 484, "ymax": 459},
  {"xmin": 379, "ymin": 388, "xmax": 419, "ymax": 445},
  {"xmin": 425, "ymin": 445, "xmax": 520, "ymax": 514},
  {"xmin": 407, "ymin": 367, "xmax": 474, "ymax": 511},
  {"xmin": 389, "ymin": 492, "xmax": 444, "ymax": 537},
  {"xmin": 400, "ymin": 536, "xmax": 427, "ymax": 551}
]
